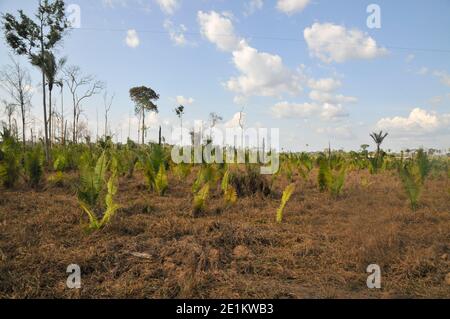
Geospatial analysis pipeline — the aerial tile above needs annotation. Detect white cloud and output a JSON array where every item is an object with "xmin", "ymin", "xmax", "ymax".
[
  {"xmin": 308, "ymin": 77, "xmax": 341, "ymax": 92},
  {"xmin": 316, "ymin": 125, "xmax": 355, "ymax": 139},
  {"xmin": 417, "ymin": 67, "xmax": 429, "ymax": 75},
  {"xmin": 433, "ymin": 70, "xmax": 450, "ymax": 87},
  {"xmin": 405, "ymin": 54, "xmax": 415, "ymax": 63},
  {"xmin": 125, "ymin": 29, "xmax": 140, "ymax": 48},
  {"xmin": 226, "ymin": 43, "xmax": 303, "ymax": 98},
  {"xmin": 224, "ymin": 112, "xmax": 246, "ymax": 128},
  {"xmin": 376, "ymin": 108, "xmax": 450, "ymax": 136},
  {"xmin": 304, "ymin": 22, "xmax": 387, "ymax": 63},
  {"xmin": 102, "ymin": 0, "xmax": 128, "ymax": 8},
  {"xmin": 309, "ymin": 90, "xmax": 357, "ymax": 104},
  {"xmin": 163, "ymin": 20, "xmax": 190, "ymax": 46},
  {"xmin": 197, "ymin": 11, "xmax": 241, "ymax": 52},
  {"xmin": 156, "ymin": 0, "xmax": 180, "ymax": 15},
  {"xmin": 175, "ymin": 96, "xmax": 194, "ymax": 105},
  {"xmin": 320, "ymin": 103, "xmax": 348, "ymax": 120},
  {"xmin": 198, "ymin": 11, "xmax": 304, "ymax": 100},
  {"xmin": 244, "ymin": 0, "xmax": 264, "ymax": 16},
  {"xmin": 271, "ymin": 101, "xmax": 318, "ymax": 119},
  {"xmin": 276, "ymin": 0, "xmax": 310, "ymax": 15}
]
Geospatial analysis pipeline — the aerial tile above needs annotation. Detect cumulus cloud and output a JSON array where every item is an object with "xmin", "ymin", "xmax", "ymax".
[
  {"xmin": 226, "ymin": 43, "xmax": 303, "ymax": 98},
  {"xmin": 156, "ymin": 0, "xmax": 180, "ymax": 15},
  {"xmin": 309, "ymin": 90, "xmax": 357, "ymax": 104},
  {"xmin": 197, "ymin": 11, "xmax": 241, "ymax": 52},
  {"xmin": 224, "ymin": 112, "xmax": 246, "ymax": 128},
  {"xmin": 175, "ymin": 95, "xmax": 194, "ymax": 105},
  {"xmin": 271, "ymin": 101, "xmax": 318, "ymax": 119},
  {"xmin": 376, "ymin": 108, "xmax": 450, "ymax": 136},
  {"xmin": 198, "ymin": 11, "xmax": 303, "ymax": 100},
  {"xmin": 163, "ymin": 20, "xmax": 190, "ymax": 46},
  {"xmin": 276, "ymin": 0, "xmax": 310, "ymax": 15},
  {"xmin": 320, "ymin": 103, "xmax": 349, "ymax": 120},
  {"xmin": 272, "ymin": 101, "xmax": 348, "ymax": 121},
  {"xmin": 244, "ymin": 0, "xmax": 264, "ymax": 16},
  {"xmin": 308, "ymin": 77, "xmax": 341, "ymax": 92},
  {"xmin": 304, "ymin": 22, "xmax": 388, "ymax": 63},
  {"xmin": 125, "ymin": 29, "xmax": 140, "ymax": 48}
]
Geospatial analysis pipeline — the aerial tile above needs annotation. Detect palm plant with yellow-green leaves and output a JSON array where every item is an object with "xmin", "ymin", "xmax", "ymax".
[
  {"xmin": 276, "ymin": 183, "xmax": 295, "ymax": 223},
  {"xmin": 221, "ymin": 170, "xmax": 237, "ymax": 206},
  {"xmin": 77, "ymin": 151, "xmax": 120, "ymax": 230}
]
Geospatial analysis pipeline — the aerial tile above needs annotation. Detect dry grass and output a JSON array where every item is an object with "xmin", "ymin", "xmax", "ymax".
[{"xmin": 0, "ymin": 169, "xmax": 449, "ymax": 298}]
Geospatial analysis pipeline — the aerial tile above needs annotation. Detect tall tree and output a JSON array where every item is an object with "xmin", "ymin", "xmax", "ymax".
[
  {"xmin": 174, "ymin": 105, "xmax": 184, "ymax": 144},
  {"xmin": 30, "ymin": 51, "xmax": 66, "ymax": 145},
  {"xmin": 370, "ymin": 131, "xmax": 388, "ymax": 158},
  {"xmin": 1, "ymin": 99, "xmax": 16, "ymax": 132},
  {"xmin": 129, "ymin": 86, "xmax": 159, "ymax": 145},
  {"xmin": 103, "ymin": 90, "xmax": 114, "ymax": 137},
  {"xmin": 208, "ymin": 112, "xmax": 222, "ymax": 144},
  {"xmin": 0, "ymin": 57, "xmax": 33, "ymax": 146},
  {"xmin": 2, "ymin": 0, "xmax": 69, "ymax": 160},
  {"xmin": 63, "ymin": 65, "xmax": 103, "ymax": 143},
  {"xmin": 31, "ymin": 51, "xmax": 66, "ymax": 146}
]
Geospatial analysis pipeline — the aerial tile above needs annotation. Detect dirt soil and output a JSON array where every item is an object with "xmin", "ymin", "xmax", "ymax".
[{"xmin": 0, "ymin": 169, "xmax": 449, "ymax": 298}]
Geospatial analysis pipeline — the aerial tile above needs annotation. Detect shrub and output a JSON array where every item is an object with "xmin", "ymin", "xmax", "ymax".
[
  {"xmin": 0, "ymin": 135, "xmax": 20, "ymax": 188},
  {"xmin": 24, "ymin": 147, "xmax": 44, "ymax": 188},
  {"xmin": 229, "ymin": 165, "xmax": 271, "ymax": 197}
]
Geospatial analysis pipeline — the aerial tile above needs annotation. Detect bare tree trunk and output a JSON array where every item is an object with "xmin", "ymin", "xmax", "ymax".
[
  {"xmin": 21, "ymin": 101, "xmax": 25, "ymax": 146},
  {"xmin": 49, "ymin": 88, "xmax": 52, "ymax": 147},
  {"xmin": 40, "ymin": 20, "xmax": 49, "ymax": 162},
  {"xmin": 159, "ymin": 126, "xmax": 162, "ymax": 145},
  {"xmin": 141, "ymin": 108, "xmax": 145, "ymax": 145},
  {"xmin": 73, "ymin": 103, "xmax": 76, "ymax": 143},
  {"xmin": 61, "ymin": 85, "xmax": 64, "ymax": 145}
]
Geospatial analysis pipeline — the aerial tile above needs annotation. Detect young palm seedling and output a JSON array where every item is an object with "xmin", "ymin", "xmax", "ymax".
[
  {"xmin": 24, "ymin": 147, "xmax": 44, "ymax": 188},
  {"xmin": 80, "ymin": 173, "xmax": 120, "ymax": 231},
  {"xmin": 399, "ymin": 163, "xmax": 422, "ymax": 211},
  {"xmin": 154, "ymin": 164, "xmax": 169, "ymax": 196},
  {"xmin": 78, "ymin": 151, "xmax": 108, "ymax": 207},
  {"xmin": 193, "ymin": 183, "xmax": 210, "ymax": 216},
  {"xmin": 276, "ymin": 183, "xmax": 295, "ymax": 223},
  {"xmin": 221, "ymin": 170, "xmax": 237, "ymax": 206},
  {"xmin": 0, "ymin": 135, "xmax": 20, "ymax": 188}
]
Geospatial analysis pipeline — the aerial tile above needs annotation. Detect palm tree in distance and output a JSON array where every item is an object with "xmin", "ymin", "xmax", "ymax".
[
  {"xmin": 370, "ymin": 131, "xmax": 389, "ymax": 158},
  {"xmin": 31, "ymin": 51, "xmax": 67, "ymax": 146}
]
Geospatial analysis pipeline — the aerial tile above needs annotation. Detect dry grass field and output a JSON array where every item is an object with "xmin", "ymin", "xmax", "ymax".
[{"xmin": 1, "ymin": 168, "xmax": 449, "ymax": 299}]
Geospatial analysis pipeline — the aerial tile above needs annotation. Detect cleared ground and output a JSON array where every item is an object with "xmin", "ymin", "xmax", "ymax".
[{"xmin": 0, "ymin": 169, "xmax": 449, "ymax": 298}]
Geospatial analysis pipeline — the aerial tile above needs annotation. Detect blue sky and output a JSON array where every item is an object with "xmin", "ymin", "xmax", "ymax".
[{"xmin": 1, "ymin": 0, "xmax": 449, "ymax": 151}]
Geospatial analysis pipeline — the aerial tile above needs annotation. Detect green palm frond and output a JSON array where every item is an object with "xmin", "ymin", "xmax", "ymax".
[
  {"xmin": 154, "ymin": 164, "xmax": 168, "ymax": 196},
  {"xmin": 193, "ymin": 184, "xmax": 210, "ymax": 214},
  {"xmin": 276, "ymin": 183, "xmax": 295, "ymax": 223}
]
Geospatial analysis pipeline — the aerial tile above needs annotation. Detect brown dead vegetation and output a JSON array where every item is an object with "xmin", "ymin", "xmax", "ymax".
[{"xmin": 0, "ymin": 169, "xmax": 449, "ymax": 298}]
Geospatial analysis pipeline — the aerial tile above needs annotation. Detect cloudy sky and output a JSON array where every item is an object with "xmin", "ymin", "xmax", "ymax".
[{"xmin": 0, "ymin": 0, "xmax": 449, "ymax": 151}]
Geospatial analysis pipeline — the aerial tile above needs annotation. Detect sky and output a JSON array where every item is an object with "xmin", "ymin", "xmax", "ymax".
[{"xmin": 0, "ymin": 0, "xmax": 449, "ymax": 152}]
